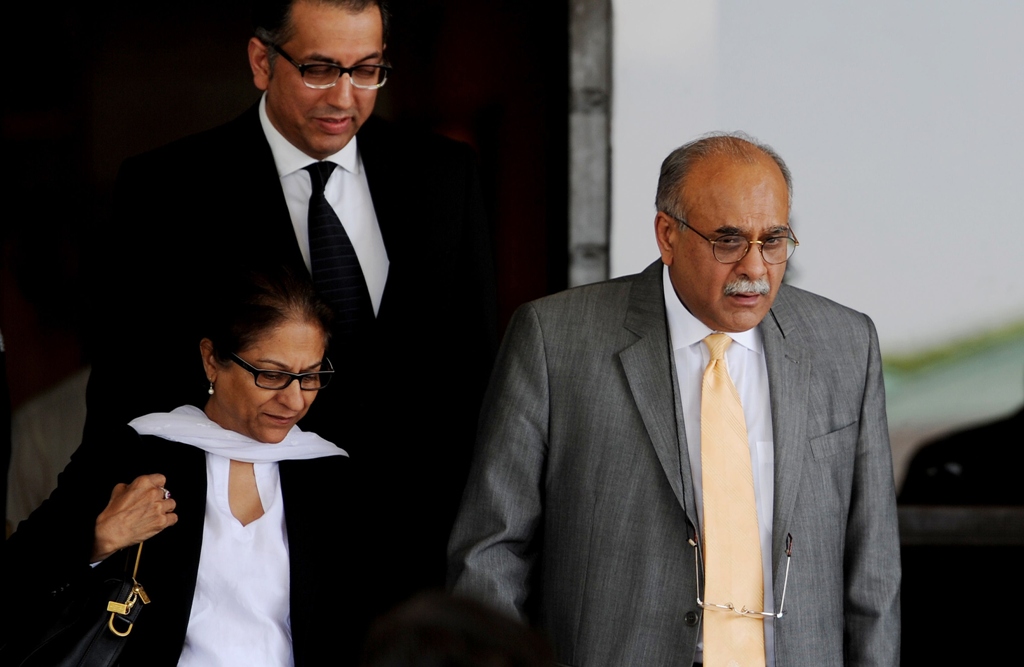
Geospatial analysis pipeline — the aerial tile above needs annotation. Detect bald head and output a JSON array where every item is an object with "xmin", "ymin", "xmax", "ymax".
[{"xmin": 655, "ymin": 133, "xmax": 792, "ymax": 222}]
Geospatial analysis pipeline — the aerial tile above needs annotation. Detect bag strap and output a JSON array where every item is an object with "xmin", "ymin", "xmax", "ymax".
[{"xmin": 130, "ymin": 542, "xmax": 143, "ymax": 579}]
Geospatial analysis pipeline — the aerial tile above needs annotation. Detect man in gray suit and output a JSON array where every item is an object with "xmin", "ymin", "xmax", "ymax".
[{"xmin": 448, "ymin": 134, "xmax": 900, "ymax": 666}]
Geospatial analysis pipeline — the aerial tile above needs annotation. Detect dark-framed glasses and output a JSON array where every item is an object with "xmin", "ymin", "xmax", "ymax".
[
  {"xmin": 690, "ymin": 533, "xmax": 792, "ymax": 620},
  {"xmin": 267, "ymin": 42, "xmax": 391, "ymax": 90},
  {"xmin": 666, "ymin": 212, "xmax": 799, "ymax": 265},
  {"xmin": 230, "ymin": 353, "xmax": 334, "ymax": 391}
]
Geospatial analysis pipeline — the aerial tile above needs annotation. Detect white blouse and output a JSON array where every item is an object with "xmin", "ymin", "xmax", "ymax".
[{"xmin": 177, "ymin": 455, "xmax": 292, "ymax": 667}]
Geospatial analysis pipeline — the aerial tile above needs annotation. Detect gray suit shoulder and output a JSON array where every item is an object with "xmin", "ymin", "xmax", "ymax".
[
  {"xmin": 514, "ymin": 271, "xmax": 642, "ymax": 328},
  {"xmin": 770, "ymin": 283, "xmax": 878, "ymax": 347}
]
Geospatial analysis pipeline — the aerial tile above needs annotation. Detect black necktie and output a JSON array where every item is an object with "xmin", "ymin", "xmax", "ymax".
[{"xmin": 304, "ymin": 162, "xmax": 374, "ymax": 334}]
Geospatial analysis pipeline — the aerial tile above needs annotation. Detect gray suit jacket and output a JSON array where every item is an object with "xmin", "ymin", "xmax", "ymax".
[{"xmin": 449, "ymin": 261, "xmax": 900, "ymax": 667}]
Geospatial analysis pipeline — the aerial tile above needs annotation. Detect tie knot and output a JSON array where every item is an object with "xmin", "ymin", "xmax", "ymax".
[
  {"xmin": 703, "ymin": 332, "xmax": 733, "ymax": 361},
  {"xmin": 304, "ymin": 161, "xmax": 337, "ymax": 193}
]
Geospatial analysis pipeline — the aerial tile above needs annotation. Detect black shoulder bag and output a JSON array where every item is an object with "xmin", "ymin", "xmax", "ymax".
[{"xmin": 5, "ymin": 542, "xmax": 151, "ymax": 667}]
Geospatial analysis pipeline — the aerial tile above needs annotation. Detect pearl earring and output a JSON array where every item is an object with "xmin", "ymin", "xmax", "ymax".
[{"xmin": 208, "ymin": 381, "xmax": 215, "ymax": 395}]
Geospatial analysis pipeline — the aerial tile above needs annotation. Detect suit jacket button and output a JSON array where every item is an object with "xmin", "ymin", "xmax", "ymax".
[{"xmin": 684, "ymin": 611, "xmax": 699, "ymax": 626}]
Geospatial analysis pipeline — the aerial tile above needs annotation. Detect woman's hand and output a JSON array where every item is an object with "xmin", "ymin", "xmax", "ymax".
[{"xmin": 92, "ymin": 474, "xmax": 178, "ymax": 562}]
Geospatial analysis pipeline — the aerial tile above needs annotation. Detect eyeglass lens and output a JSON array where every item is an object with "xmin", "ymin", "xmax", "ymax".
[
  {"xmin": 255, "ymin": 370, "xmax": 331, "ymax": 390},
  {"xmin": 302, "ymin": 64, "xmax": 387, "ymax": 89},
  {"xmin": 714, "ymin": 236, "xmax": 796, "ymax": 264}
]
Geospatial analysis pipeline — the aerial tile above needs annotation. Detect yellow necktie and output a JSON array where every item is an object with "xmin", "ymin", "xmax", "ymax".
[{"xmin": 700, "ymin": 333, "xmax": 765, "ymax": 667}]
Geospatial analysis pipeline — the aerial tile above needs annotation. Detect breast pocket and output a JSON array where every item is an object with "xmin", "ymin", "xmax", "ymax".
[
  {"xmin": 809, "ymin": 421, "xmax": 858, "ymax": 460},
  {"xmin": 807, "ymin": 421, "xmax": 858, "ymax": 514}
]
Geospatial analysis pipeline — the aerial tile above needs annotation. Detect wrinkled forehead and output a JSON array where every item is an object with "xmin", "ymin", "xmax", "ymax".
[{"xmin": 679, "ymin": 153, "xmax": 791, "ymax": 226}]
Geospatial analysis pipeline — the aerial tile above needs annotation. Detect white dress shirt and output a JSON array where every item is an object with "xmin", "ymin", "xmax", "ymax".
[
  {"xmin": 258, "ymin": 94, "xmax": 388, "ymax": 315},
  {"xmin": 662, "ymin": 266, "xmax": 777, "ymax": 667}
]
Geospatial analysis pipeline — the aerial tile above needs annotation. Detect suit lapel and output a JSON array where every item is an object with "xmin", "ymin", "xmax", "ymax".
[
  {"xmin": 761, "ymin": 290, "xmax": 811, "ymax": 589},
  {"xmin": 619, "ymin": 262, "xmax": 699, "ymax": 527},
  {"xmin": 355, "ymin": 118, "xmax": 396, "ymax": 250},
  {"xmin": 232, "ymin": 105, "xmax": 311, "ymax": 274},
  {"xmin": 353, "ymin": 117, "xmax": 399, "ymax": 320}
]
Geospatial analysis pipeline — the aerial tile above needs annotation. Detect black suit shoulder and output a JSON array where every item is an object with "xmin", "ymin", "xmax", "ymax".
[
  {"xmin": 109, "ymin": 104, "xmax": 281, "ymax": 242},
  {"xmin": 358, "ymin": 114, "xmax": 477, "ymax": 160},
  {"xmin": 356, "ymin": 115, "xmax": 492, "ymax": 285},
  {"xmin": 116, "ymin": 105, "xmax": 264, "ymax": 176}
]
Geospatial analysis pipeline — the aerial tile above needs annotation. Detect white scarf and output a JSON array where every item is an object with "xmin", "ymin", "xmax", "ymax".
[{"xmin": 129, "ymin": 405, "xmax": 346, "ymax": 463}]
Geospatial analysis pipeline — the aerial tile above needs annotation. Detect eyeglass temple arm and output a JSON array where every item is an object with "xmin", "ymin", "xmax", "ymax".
[
  {"xmin": 687, "ymin": 522, "xmax": 706, "ymax": 604},
  {"xmin": 773, "ymin": 533, "xmax": 793, "ymax": 618}
]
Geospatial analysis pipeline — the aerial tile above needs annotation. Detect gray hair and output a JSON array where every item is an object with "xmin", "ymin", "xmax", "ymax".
[
  {"xmin": 254, "ymin": 0, "xmax": 391, "ymax": 67},
  {"xmin": 654, "ymin": 132, "xmax": 793, "ymax": 221}
]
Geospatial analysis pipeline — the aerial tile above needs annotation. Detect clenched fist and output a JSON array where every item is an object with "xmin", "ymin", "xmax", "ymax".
[{"xmin": 92, "ymin": 473, "xmax": 178, "ymax": 562}]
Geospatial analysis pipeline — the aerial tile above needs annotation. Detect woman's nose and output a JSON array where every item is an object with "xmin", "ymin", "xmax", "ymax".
[{"xmin": 278, "ymin": 380, "xmax": 305, "ymax": 409}]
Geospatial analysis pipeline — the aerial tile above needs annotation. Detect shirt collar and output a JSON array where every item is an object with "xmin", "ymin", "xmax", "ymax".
[
  {"xmin": 258, "ymin": 93, "xmax": 360, "ymax": 178},
  {"xmin": 662, "ymin": 264, "xmax": 763, "ymax": 355}
]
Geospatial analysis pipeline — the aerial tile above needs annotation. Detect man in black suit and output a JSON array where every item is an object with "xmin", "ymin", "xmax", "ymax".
[{"xmin": 86, "ymin": 0, "xmax": 495, "ymax": 622}]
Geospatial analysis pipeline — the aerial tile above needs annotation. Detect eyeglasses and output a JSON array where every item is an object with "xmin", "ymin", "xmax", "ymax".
[
  {"xmin": 229, "ymin": 353, "xmax": 334, "ymax": 391},
  {"xmin": 665, "ymin": 212, "xmax": 799, "ymax": 265},
  {"xmin": 690, "ymin": 533, "xmax": 793, "ymax": 620},
  {"xmin": 267, "ymin": 42, "xmax": 391, "ymax": 90}
]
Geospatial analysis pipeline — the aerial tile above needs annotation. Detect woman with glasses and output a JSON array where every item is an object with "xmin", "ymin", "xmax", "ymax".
[{"xmin": 4, "ymin": 269, "xmax": 361, "ymax": 666}]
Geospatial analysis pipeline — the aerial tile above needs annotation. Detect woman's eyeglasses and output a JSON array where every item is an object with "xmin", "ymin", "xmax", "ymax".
[{"xmin": 230, "ymin": 353, "xmax": 334, "ymax": 391}]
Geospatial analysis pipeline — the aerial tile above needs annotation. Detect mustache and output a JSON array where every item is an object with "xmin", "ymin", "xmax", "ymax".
[{"xmin": 724, "ymin": 278, "xmax": 771, "ymax": 296}]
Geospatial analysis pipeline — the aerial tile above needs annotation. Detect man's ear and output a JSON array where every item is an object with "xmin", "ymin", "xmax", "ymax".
[
  {"xmin": 654, "ymin": 212, "xmax": 678, "ymax": 267},
  {"xmin": 248, "ymin": 37, "xmax": 272, "ymax": 91}
]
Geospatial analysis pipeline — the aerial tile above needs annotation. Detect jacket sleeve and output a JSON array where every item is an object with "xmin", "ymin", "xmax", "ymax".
[
  {"xmin": 843, "ymin": 316, "xmax": 901, "ymax": 666},
  {"xmin": 1, "ymin": 426, "xmax": 141, "ymax": 649},
  {"xmin": 447, "ymin": 302, "xmax": 549, "ymax": 620}
]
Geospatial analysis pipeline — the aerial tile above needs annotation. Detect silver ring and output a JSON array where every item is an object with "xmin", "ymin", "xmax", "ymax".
[{"xmin": 161, "ymin": 487, "xmax": 171, "ymax": 500}]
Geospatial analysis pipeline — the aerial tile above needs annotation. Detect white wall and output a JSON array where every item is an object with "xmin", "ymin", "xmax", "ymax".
[{"xmin": 611, "ymin": 0, "xmax": 1024, "ymax": 355}]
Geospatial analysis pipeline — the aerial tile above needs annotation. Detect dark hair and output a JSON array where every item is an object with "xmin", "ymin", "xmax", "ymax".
[
  {"xmin": 360, "ymin": 593, "xmax": 554, "ymax": 667},
  {"xmin": 655, "ymin": 131, "xmax": 793, "ymax": 222},
  {"xmin": 253, "ymin": 0, "xmax": 391, "ymax": 60},
  {"xmin": 204, "ymin": 267, "xmax": 333, "ymax": 363}
]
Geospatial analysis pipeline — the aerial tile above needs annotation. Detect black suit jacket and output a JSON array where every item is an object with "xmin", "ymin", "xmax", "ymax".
[
  {"xmin": 899, "ymin": 406, "xmax": 1024, "ymax": 505},
  {"xmin": 85, "ymin": 106, "xmax": 496, "ymax": 618},
  {"xmin": 2, "ymin": 427, "xmax": 361, "ymax": 666}
]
